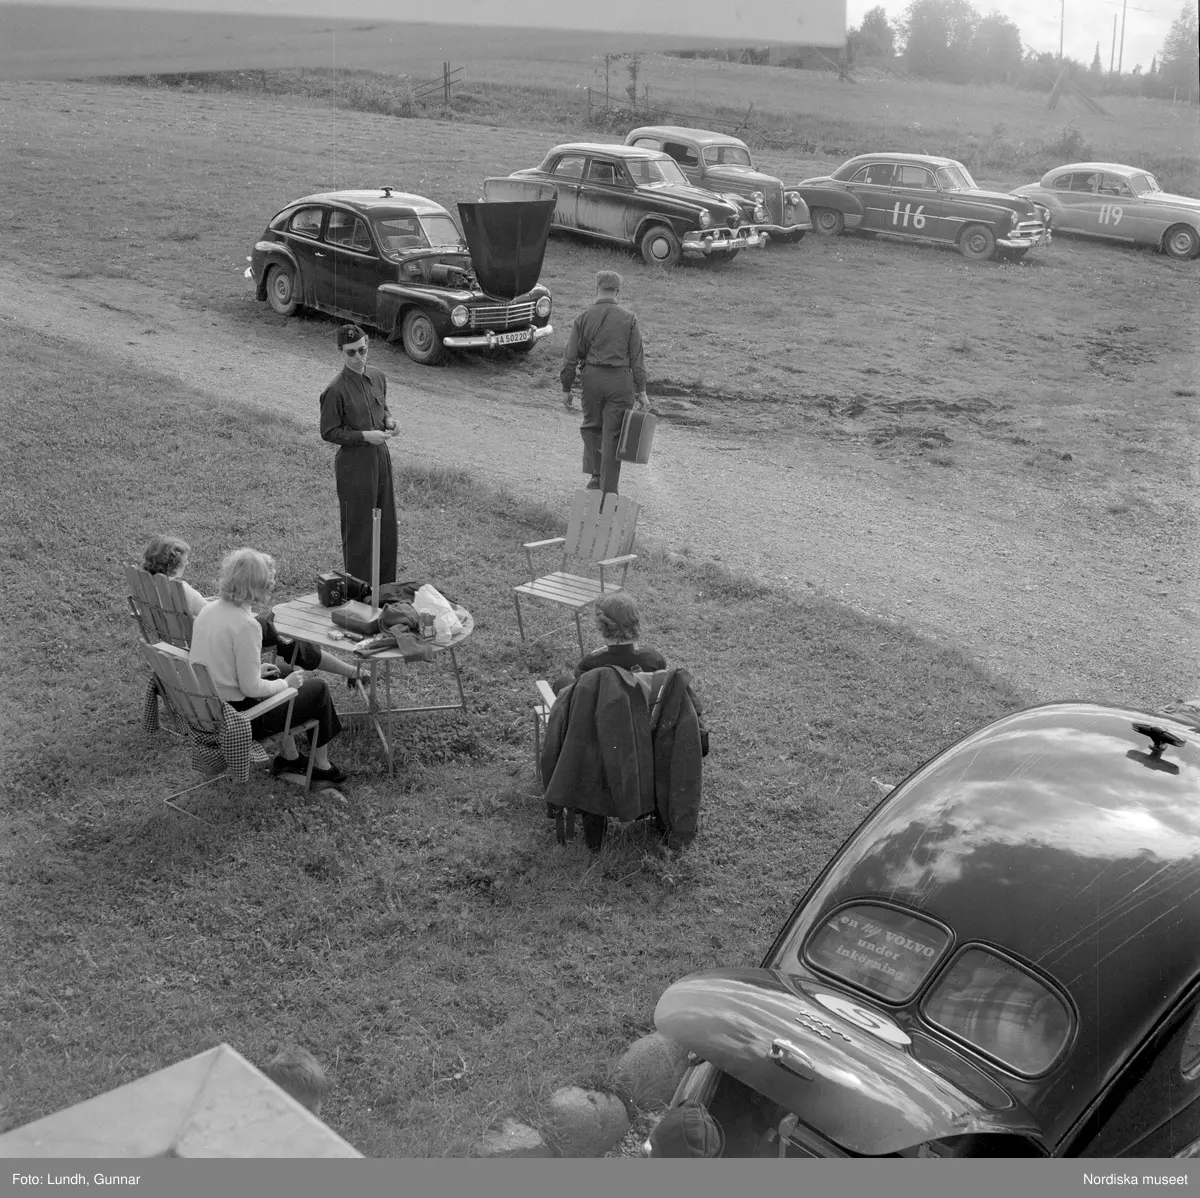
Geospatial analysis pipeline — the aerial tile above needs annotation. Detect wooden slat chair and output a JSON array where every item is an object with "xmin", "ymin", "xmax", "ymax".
[
  {"xmin": 126, "ymin": 566, "xmax": 195, "ymax": 649},
  {"xmin": 140, "ymin": 641, "xmax": 319, "ymax": 821},
  {"xmin": 514, "ymin": 490, "xmax": 640, "ymax": 657},
  {"xmin": 532, "ymin": 679, "xmax": 558, "ymax": 787}
]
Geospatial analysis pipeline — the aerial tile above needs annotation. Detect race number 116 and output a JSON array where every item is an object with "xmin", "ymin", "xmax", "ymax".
[{"xmin": 891, "ymin": 202, "xmax": 926, "ymax": 229}]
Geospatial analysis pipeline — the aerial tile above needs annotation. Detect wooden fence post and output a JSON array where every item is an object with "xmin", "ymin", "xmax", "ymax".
[{"xmin": 443, "ymin": 61, "xmax": 450, "ymax": 104}]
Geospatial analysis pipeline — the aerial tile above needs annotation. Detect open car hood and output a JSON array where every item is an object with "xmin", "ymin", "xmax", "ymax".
[
  {"xmin": 654, "ymin": 968, "xmax": 1039, "ymax": 1156},
  {"xmin": 456, "ymin": 178, "xmax": 556, "ymax": 300}
]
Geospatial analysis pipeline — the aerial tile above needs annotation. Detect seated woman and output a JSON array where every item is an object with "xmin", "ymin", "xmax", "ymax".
[
  {"xmin": 142, "ymin": 535, "xmax": 361, "ymax": 687},
  {"xmin": 575, "ymin": 592, "xmax": 668, "ymax": 678},
  {"xmin": 189, "ymin": 547, "xmax": 347, "ymax": 785}
]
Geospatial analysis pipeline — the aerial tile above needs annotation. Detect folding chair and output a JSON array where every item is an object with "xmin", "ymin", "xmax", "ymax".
[
  {"xmin": 140, "ymin": 641, "xmax": 319, "ymax": 822},
  {"xmin": 513, "ymin": 490, "xmax": 640, "ymax": 657}
]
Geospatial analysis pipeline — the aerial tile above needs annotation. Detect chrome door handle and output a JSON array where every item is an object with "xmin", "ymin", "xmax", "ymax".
[{"xmin": 314, "ymin": 252, "xmax": 327, "ymax": 257}]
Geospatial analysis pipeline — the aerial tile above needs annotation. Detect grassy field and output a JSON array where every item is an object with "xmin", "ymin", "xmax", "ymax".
[
  {"xmin": 2, "ymin": 77, "xmax": 1194, "ymax": 544},
  {"xmin": 108, "ymin": 53, "xmax": 1200, "ymax": 194},
  {"xmin": 0, "ymin": 315, "xmax": 1024, "ymax": 1154}
]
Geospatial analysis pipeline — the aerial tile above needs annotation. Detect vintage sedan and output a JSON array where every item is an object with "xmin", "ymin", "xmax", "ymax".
[
  {"xmin": 797, "ymin": 153, "xmax": 1050, "ymax": 261},
  {"xmin": 1013, "ymin": 162, "xmax": 1200, "ymax": 260},
  {"xmin": 246, "ymin": 186, "xmax": 554, "ymax": 365},
  {"xmin": 510, "ymin": 143, "xmax": 766, "ymax": 265},
  {"xmin": 624, "ymin": 125, "xmax": 812, "ymax": 242},
  {"xmin": 655, "ymin": 701, "xmax": 1200, "ymax": 1157}
]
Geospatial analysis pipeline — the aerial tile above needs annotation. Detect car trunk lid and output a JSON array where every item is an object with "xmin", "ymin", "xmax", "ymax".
[{"xmin": 655, "ymin": 967, "xmax": 1039, "ymax": 1156}]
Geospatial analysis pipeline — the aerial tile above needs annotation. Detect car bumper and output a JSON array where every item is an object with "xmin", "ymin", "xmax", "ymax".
[
  {"xmin": 756, "ymin": 221, "xmax": 813, "ymax": 236},
  {"xmin": 681, "ymin": 229, "xmax": 766, "ymax": 255},
  {"xmin": 443, "ymin": 323, "xmax": 553, "ymax": 349},
  {"xmin": 998, "ymin": 230, "xmax": 1052, "ymax": 249}
]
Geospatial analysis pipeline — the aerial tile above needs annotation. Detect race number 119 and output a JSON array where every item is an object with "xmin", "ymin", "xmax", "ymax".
[
  {"xmin": 891, "ymin": 202, "xmax": 926, "ymax": 229},
  {"xmin": 1099, "ymin": 204, "xmax": 1124, "ymax": 225}
]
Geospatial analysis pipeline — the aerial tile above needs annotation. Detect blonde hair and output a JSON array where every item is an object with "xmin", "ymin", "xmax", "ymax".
[
  {"xmin": 595, "ymin": 592, "xmax": 641, "ymax": 642},
  {"xmin": 595, "ymin": 270, "xmax": 622, "ymax": 293},
  {"xmin": 142, "ymin": 535, "xmax": 190, "ymax": 578},
  {"xmin": 262, "ymin": 1046, "xmax": 329, "ymax": 1115},
  {"xmin": 217, "ymin": 547, "xmax": 276, "ymax": 605}
]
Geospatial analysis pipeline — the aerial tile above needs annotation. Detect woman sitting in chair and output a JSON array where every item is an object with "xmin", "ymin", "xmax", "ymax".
[
  {"xmin": 551, "ymin": 593, "xmax": 708, "ymax": 755},
  {"xmin": 189, "ymin": 547, "xmax": 347, "ymax": 785},
  {"xmin": 143, "ymin": 535, "xmax": 361, "ymax": 688},
  {"xmin": 575, "ymin": 592, "xmax": 667, "ymax": 678}
]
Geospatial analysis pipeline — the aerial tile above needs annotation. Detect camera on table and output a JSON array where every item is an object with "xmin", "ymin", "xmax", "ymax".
[{"xmin": 317, "ymin": 572, "xmax": 347, "ymax": 607}]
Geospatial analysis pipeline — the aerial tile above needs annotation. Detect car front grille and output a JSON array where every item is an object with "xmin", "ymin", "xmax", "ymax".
[
  {"xmin": 468, "ymin": 301, "xmax": 535, "ymax": 331},
  {"xmin": 764, "ymin": 183, "xmax": 784, "ymax": 224},
  {"xmin": 1013, "ymin": 219, "xmax": 1046, "ymax": 240}
]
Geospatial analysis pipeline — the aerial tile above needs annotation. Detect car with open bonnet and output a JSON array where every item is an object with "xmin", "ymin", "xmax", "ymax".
[
  {"xmin": 246, "ymin": 183, "xmax": 555, "ymax": 365},
  {"xmin": 654, "ymin": 701, "xmax": 1200, "ymax": 1157},
  {"xmin": 796, "ymin": 153, "xmax": 1050, "ymax": 261},
  {"xmin": 624, "ymin": 125, "xmax": 812, "ymax": 242},
  {"xmin": 510, "ymin": 142, "xmax": 765, "ymax": 265},
  {"xmin": 1012, "ymin": 162, "xmax": 1200, "ymax": 260}
]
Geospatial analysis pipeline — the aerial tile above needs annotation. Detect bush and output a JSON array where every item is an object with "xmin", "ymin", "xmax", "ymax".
[{"xmin": 1038, "ymin": 121, "xmax": 1091, "ymax": 161}]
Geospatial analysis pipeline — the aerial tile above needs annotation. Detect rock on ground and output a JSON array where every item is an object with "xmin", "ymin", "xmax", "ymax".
[
  {"xmin": 612, "ymin": 1033, "xmax": 691, "ymax": 1110},
  {"xmin": 544, "ymin": 1086, "xmax": 630, "ymax": 1158},
  {"xmin": 474, "ymin": 1117, "xmax": 554, "ymax": 1158}
]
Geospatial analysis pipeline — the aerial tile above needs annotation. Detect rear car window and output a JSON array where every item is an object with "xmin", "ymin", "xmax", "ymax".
[
  {"xmin": 923, "ymin": 948, "xmax": 1072, "ymax": 1076},
  {"xmin": 804, "ymin": 904, "xmax": 951, "ymax": 1002}
]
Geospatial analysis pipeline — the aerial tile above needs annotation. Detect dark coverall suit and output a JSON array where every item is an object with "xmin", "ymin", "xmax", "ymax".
[
  {"xmin": 560, "ymin": 298, "xmax": 646, "ymax": 496},
  {"xmin": 319, "ymin": 364, "xmax": 398, "ymax": 584}
]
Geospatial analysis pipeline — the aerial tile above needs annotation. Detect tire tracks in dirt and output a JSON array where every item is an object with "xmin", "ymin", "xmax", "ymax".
[{"xmin": 3, "ymin": 267, "xmax": 1196, "ymax": 707}]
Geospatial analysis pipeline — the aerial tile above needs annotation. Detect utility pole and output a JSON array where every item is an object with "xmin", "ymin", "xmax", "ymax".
[
  {"xmin": 1059, "ymin": 0, "xmax": 1065, "ymax": 59},
  {"xmin": 1109, "ymin": 14, "xmax": 1117, "ymax": 73},
  {"xmin": 1117, "ymin": 0, "xmax": 1127, "ymax": 74}
]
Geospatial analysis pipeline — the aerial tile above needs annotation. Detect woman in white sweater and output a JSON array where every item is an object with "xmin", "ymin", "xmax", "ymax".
[
  {"xmin": 141, "ymin": 535, "xmax": 359, "ymax": 686},
  {"xmin": 190, "ymin": 547, "xmax": 346, "ymax": 785}
]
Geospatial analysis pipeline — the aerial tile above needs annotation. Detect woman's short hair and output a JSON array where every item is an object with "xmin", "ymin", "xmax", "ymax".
[
  {"xmin": 217, "ymin": 548, "xmax": 276, "ymax": 605},
  {"xmin": 595, "ymin": 592, "xmax": 641, "ymax": 642},
  {"xmin": 142, "ymin": 535, "xmax": 190, "ymax": 578},
  {"xmin": 263, "ymin": 1047, "xmax": 329, "ymax": 1116}
]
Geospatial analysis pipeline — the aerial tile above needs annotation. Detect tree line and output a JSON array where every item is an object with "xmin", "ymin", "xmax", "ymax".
[{"xmin": 849, "ymin": 0, "xmax": 1198, "ymax": 101}]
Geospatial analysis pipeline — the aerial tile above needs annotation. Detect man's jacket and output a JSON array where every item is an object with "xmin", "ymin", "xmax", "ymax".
[{"xmin": 540, "ymin": 665, "xmax": 704, "ymax": 848}]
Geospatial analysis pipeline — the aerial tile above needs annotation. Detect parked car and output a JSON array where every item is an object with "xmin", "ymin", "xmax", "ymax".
[
  {"xmin": 654, "ymin": 701, "xmax": 1200, "ymax": 1157},
  {"xmin": 796, "ymin": 153, "xmax": 1050, "ymax": 261},
  {"xmin": 1012, "ymin": 162, "xmax": 1200, "ymax": 260},
  {"xmin": 623, "ymin": 125, "xmax": 812, "ymax": 243},
  {"xmin": 510, "ymin": 143, "xmax": 766, "ymax": 265},
  {"xmin": 246, "ymin": 187, "xmax": 554, "ymax": 365}
]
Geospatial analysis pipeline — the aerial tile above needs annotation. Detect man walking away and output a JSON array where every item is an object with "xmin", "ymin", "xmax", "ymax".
[
  {"xmin": 319, "ymin": 324, "xmax": 398, "ymax": 583},
  {"xmin": 560, "ymin": 270, "xmax": 649, "ymax": 496}
]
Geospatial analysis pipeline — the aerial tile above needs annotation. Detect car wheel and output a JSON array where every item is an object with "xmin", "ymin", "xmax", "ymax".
[
  {"xmin": 959, "ymin": 224, "xmax": 998, "ymax": 262},
  {"xmin": 1163, "ymin": 223, "xmax": 1200, "ymax": 260},
  {"xmin": 640, "ymin": 225, "xmax": 682, "ymax": 266},
  {"xmin": 401, "ymin": 308, "xmax": 444, "ymax": 365},
  {"xmin": 265, "ymin": 264, "xmax": 298, "ymax": 316},
  {"xmin": 813, "ymin": 208, "xmax": 844, "ymax": 237}
]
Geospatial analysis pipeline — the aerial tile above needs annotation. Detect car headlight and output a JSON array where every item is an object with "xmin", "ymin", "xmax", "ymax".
[
  {"xmin": 751, "ymin": 190, "xmax": 764, "ymax": 203},
  {"xmin": 786, "ymin": 191, "xmax": 801, "ymax": 206},
  {"xmin": 698, "ymin": 209, "xmax": 712, "ymax": 228},
  {"xmin": 1009, "ymin": 210, "xmax": 1020, "ymax": 227},
  {"xmin": 753, "ymin": 203, "xmax": 766, "ymax": 222},
  {"xmin": 535, "ymin": 295, "xmax": 551, "ymax": 318},
  {"xmin": 451, "ymin": 305, "xmax": 469, "ymax": 328}
]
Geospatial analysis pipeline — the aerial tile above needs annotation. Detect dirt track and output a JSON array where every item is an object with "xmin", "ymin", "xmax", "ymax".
[{"xmin": 4, "ymin": 262, "xmax": 1195, "ymax": 707}]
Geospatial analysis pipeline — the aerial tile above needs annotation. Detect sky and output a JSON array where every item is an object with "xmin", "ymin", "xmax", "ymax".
[{"xmin": 6, "ymin": 0, "xmax": 1190, "ymax": 75}]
